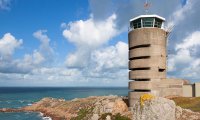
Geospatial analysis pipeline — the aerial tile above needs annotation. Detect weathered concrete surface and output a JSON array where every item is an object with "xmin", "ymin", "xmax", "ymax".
[
  {"xmin": 129, "ymin": 57, "xmax": 166, "ymax": 69},
  {"xmin": 183, "ymin": 84, "xmax": 193, "ymax": 97},
  {"xmin": 182, "ymin": 83, "xmax": 200, "ymax": 97},
  {"xmin": 128, "ymin": 27, "xmax": 185, "ymax": 106},
  {"xmin": 195, "ymin": 83, "xmax": 200, "ymax": 97},
  {"xmin": 128, "ymin": 27, "xmax": 168, "ymax": 106},
  {"xmin": 128, "ymin": 28, "xmax": 167, "ymax": 47},
  {"xmin": 128, "ymin": 79, "xmax": 183, "ymax": 106},
  {"xmin": 129, "ymin": 70, "xmax": 166, "ymax": 79}
]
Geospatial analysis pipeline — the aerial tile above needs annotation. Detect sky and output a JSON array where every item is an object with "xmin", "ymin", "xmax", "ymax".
[{"xmin": 0, "ymin": 0, "xmax": 200, "ymax": 87}]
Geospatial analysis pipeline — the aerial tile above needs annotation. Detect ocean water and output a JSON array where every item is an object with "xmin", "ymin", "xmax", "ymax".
[{"xmin": 0, "ymin": 87, "xmax": 128, "ymax": 120}]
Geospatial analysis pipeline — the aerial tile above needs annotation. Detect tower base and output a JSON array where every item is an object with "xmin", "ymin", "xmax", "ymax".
[{"xmin": 128, "ymin": 79, "xmax": 183, "ymax": 107}]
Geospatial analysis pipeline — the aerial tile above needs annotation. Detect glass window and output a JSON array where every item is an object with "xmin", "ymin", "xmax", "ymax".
[
  {"xmin": 130, "ymin": 18, "xmax": 141, "ymax": 29},
  {"xmin": 130, "ymin": 17, "xmax": 163, "ymax": 29},
  {"xmin": 142, "ymin": 17, "xmax": 154, "ymax": 27},
  {"xmin": 154, "ymin": 18, "xmax": 163, "ymax": 28}
]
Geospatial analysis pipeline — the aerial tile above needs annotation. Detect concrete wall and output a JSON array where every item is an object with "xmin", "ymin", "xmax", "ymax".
[
  {"xmin": 127, "ymin": 22, "xmax": 198, "ymax": 107},
  {"xmin": 182, "ymin": 83, "xmax": 200, "ymax": 97},
  {"xmin": 183, "ymin": 84, "xmax": 193, "ymax": 97},
  {"xmin": 129, "ymin": 56, "xmax": 166, "ymax": 70},
  {"xmin": 128, "ymin": 28, "xmax": 167, "ymax": 106},
  {"xmin": 129, "ymin": 28, "xmax": 166, "ymax": 48},
  {"xmin": 195, "ymin": 83, "xmax": 200, "ymax": 97}
]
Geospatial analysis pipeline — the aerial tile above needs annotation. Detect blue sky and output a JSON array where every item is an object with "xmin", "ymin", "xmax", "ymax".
[
  {"xmin": 0, "ymin": 0, "xmax": 200, "ymax": 86},
  {"xmin": 0, "ymin": 0, "xmax": 89, "ymax": 60}
]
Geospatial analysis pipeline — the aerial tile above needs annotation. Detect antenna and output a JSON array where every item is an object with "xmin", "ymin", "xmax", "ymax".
[
  {"xmin": 144, "ymin": 0, "xmax": 150, "ymax": 14},
  {"xmin": 165, "ymin": 24, "xmax": 175, "ymax": 71}
]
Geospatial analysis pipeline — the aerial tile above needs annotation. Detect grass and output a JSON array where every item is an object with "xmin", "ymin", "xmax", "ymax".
[
  {"xmin": 171, "ymin": 97, "xmax": 200, "ymax": 112},
  {"xmin": 99, "ymin": 113, "xmax": 131, "ymax": 120},
  {"xmin": 113, "ymin": 113, "xmax": 131, "ymax": 120},
  {"xmin": 70, "ymin": 107, "xmax": 93, "ymax": 120}
]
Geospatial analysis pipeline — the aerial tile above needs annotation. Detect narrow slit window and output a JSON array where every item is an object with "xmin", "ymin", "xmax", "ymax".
[
  {"xmin": 159, "ymin": 69, "xmax": 165, "ymax": 72},
  {"xmin": 129, "ymin": 44, "xmax": 150, "ymax": 50}
]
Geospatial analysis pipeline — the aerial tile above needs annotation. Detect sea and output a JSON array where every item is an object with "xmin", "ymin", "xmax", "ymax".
[{"xmin": 0, "ymin": 87, "xmax": 128, "ymax": 120}]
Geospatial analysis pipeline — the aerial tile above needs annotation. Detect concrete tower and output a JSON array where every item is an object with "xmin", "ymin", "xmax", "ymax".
[{"xmin": 128, "ymin": 15, "xmax": 183, "ymax": 107}]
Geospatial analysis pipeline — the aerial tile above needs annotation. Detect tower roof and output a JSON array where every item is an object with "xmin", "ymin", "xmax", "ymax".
[{"xmin": 130, "ymin": 14, "xmax": 165, "ymax": 22}]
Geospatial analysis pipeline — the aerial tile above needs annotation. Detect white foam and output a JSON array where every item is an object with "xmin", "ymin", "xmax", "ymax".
[
  {"xmin": 39, "ymin": 112, "xmax": 52, "ymax": 120},
  {"xmin": 39, "ymin": 112, "xmax": 44, "ymax": 116},
  {"xmin": 43, "ymin": 116, "xmax": 52, "ymax": 120},
  {"xmin": 27, "ymin": 103, "xmax": 32, "ymax": 106},
  {"xmin": 19, "ymin": 100, "xmax": 24, "ymax": 103}
]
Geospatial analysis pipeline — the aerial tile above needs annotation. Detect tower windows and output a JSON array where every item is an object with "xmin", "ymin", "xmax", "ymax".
[
  {"xmin": 159, "ymin": 68, "xmax": 165, "ymax": 72},
  {"xmin": 154, "ymin": 18, "xmax": 162, "ymax": 28},
  {"xmin": 129, "ymin": 56, "xmax": 150, "ymax": 60},
  {"xmin": 142, "ymin": 17, "xmax": 154, "ymax": 27},
  {"xmin": 130, "ymin": 18, "xmax": 141, "ymax": 29},
  {"xmin": 129, "ymin": 16, "xmax": 164, "ymax": 30},
  {"xmin": 129, "ymin": 44, "xmax": 150, "ymax": 50}
]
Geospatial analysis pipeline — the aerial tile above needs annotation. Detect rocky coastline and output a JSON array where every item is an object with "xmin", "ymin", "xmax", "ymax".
[
  {"xmin": 0, "ymin": 95, "xmax": 200, "ymax": 120},
  {"xmin": 0, "ymin": 95, "xmax": 131, "ymax": 120}
]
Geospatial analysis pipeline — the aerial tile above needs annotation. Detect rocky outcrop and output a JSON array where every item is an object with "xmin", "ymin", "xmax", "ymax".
[
  {"xmin": 132, "ymin": 95, "xmax": 200, "ymax": 120},
  {"xmin": 91, "ymin": 96, "xmax": 131, "ymax": 120},
  {"xmin": 0, "ymin": 96, "xmax": 131, "ymax": 120},
  {"xmin": 176, "ymin": 106, "xmax": 200, "ymax": 120},
  {"xmin": 132, "ymin": 97, "xmax": 176, "ymax": 120},
  {"xmin": 0, "ymin": 95, "xmax": 200, "ymax": 120}
]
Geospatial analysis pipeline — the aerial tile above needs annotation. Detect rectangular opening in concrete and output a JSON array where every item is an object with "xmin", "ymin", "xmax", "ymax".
[
  {"xmin": 129, "ymin": 44, "xmax": 150, "ymax": 50},
  {"xmin": 129, "ymin": 67, "xmax": 150, "ymax": 70},
  {"xmin": 129, "ymin": 56, "xmax": 150, "ymax": 60},
  {"xmin": 134, "ymin": 79, "xmax": 150, "ymax": 81},
  {"xmin": 159, "ymin": 68, "xmax": 165, "ymax": 72},
  {"xmin": 134, "ymin": 89, "xmax": 151, "ymax": 92}
]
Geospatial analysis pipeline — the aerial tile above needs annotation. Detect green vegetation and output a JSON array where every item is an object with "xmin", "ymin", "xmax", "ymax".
[
  {"xmin": 113, "ymin": 113, "xmax": 131, "ymax": 120},
  {"xmin": 99, "ymin": 113, "xmax": 112, "ymax": 120},
  {"xmin": 99, "ymin": 113, "xmax": 131, "ymax": 120},
  {"xmin": 71, "ymin": 110, "xmax": 131, "ymax": 120},
  {"xmin": 70, "ymin": 107, "xmax": 93, "ymax": 120},
  {"xmin": 171, "ymin": 97, "xmax": 200, "ymax": 112}
]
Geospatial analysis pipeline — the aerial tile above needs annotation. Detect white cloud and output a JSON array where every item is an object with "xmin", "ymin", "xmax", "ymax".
[
  {"xmin": 17, "ymin": 50, "xmax": 45, "ymax": 68},
  {"xmin": 61, "ymin": 13, "xmax": 130, "ymax": 86},
  {"xmin": 166, "ymin": 0, "xmax": 193, "ymax": 29},
  {"xmin": 0, "ymin": 33, "xmax": 22, "ymax": 59},
  {"xmin": 14, "ymin": 30, "xmax": 55, "ymax": 73},
  {"xmin": 63, "ymin": 14, "xmax": 118, "ymax": 48},
  {"xmin": 63, "ymin": 14, "xmax": 119, "ymax": 68},
  {"xmin": 64, "ymin": 41, "xmax": 128, "ymax": 86},
  {"xmin": 32, "ymin": 50, "xmax": 45, "ymax": 64},
  {"xmin": 0, "ymin": 31, "xmax": 54, "ymax": 74},
  {"xmin": 11, "ymin": 30, "xmax": 56, "ymax": 73},
  {"xmin": 65, "ymin": 49, "xmax": 89, "ymax": 68},
  {"xmin": 168, "ymin": 31, "xmax": 200, "ymax": 82},
  {"xmin": 33, "ymin": 30, "xmax": 54, "ymax": 57},
  {"xmin": 0, "ymin": 0, "xmax": 10, "ymax": 10},
  {"xmin": 176, "ymin": 31, "xmax": 200, "ymax": 50},
  {"xmin": 91, "ymin": 41, "xmax": 128, "ymax": 71},
  {"xmin": 60, "ymin": 22, "xmax": 67, "ymax": 29},
  {"xmin": 1, "ymin": 1, "xmax": 198, "ymax": 86},
  {"xmin": 168, "ymin": 49, "xmax": 193, "ymax": 72}
]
